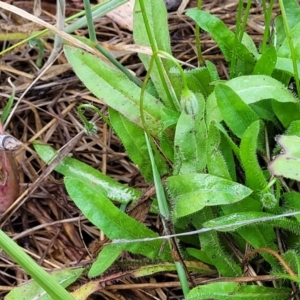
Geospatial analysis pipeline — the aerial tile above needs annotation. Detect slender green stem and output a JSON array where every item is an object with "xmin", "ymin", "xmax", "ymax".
[
  {"xmin": 140, "ymin": 50, "xmax": 187, "ymax": 119},
  {"xmin": 278, "ymin": 0, "xmax": 300, "ymax": 99},
  {"xmin": 138, "ymin": 0, "xmax": 176, "ymax": 110},
  {"xmin": 94, "ymin": 44, "xmax": 142, "ymax": 87},
  {"xmin": 195, "ymin": 0, "xmax": 204, "ymax": 66},
  {"xmin": 139, "ymin": 50, "xmax": 191, "ymax": 295},
  {"xmin": 0, "ymin": 230, "xmax": 74, "ymax": 299},
  {"xmin": 155, "ymin": 51, "xmax": 186, "ymax": 110},
  {"xmin": 35, "ymin": 39, "xmax": 45, "ymax": 67},
  {"xmin": 238, "ymin": 0, "xmax": 252, "ymax": 42},
  {"xmin": 83, "ymin": 0, "xmax": 97, "ymax": 43},
  {"xmin": 65, "ymin": 0, "xmax": 128, "ymax": 33},
  {"xmin": 175, "ymin": 261, "xmax": 190, "ymax": 297},
  {"xmin": 261, "ymin": 0, "xmax": 275, "ymax": 53},
  {"xmin": 230, "ymin": 0, "xmax": 243, "ymax": 78},
  {"xmin": 144, "ymin": 133, "xmax": 169, "ymax": 219},
  {"xmin": 82, "ymin": 0, "xmax": 142, "ymax": 86},
  {"xmin": 77, "ymin": 103, "xmax": 110, "ymax": 134}
]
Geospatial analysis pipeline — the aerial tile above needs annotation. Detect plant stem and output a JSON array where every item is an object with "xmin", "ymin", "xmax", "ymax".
[
  {"xmin": 230, "ymin": 0, "xmax": 243, "ymax": 78},
  {"xmin": 83, "ymin": 0, "xmax": 97, "ymax": 43},
  {"xmin": 238, "ymin": 0, "xmax": 252, "ymax": 41},
  {"xmin": 261, "ymin": 0, "xmax": 275, "ymax": 53},
  {"xmin": 83, "ymin": 0, "xmax": 142, "ymax": 87},
  {"xmin": 0, "ymin": 230, "xmax": 74, "ymax": 299},
  {"xmin": 195, "ymin": 0, "xmax": 204, "ymax": 66},
  {"xmin": 139, "ymin": 51, "xmax": 191, "ymax": 296},
  {"xmin": 278, "ymin": 0, "xmax": 300, "ymax": 99},
  {"xmin": 138, "ymin": 0, "xmax": 176, "ymax": 110}
]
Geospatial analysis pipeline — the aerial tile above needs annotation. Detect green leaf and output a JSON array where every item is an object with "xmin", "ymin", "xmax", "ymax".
[
  {"xmin": 206, "ymin": 122, "xmax": 231, "ymax": 180},
  {"xmin": 109, "ymin": 108, "xmax": 168, "ymax": 181},
  {"xmin": 203, "ymin": 212, "xmax": 277, "ymax": 231},
  {"xmin": 253, "ymin": 46, "xmax": 277, "ymax": 75},
  {"xmin": 34, "ymin": 143, "xmax": 141, "ymax": 203},
  {"xmin": 285, "ymin": 120, "xmax": 300, "ymax": 136},
  {"xmin": 206, "ymin": 60, "xmax": 220, "ymax": 81},
  {"xmin": 269, "ymin": 135, "xmax": 300, "ymax": 180},
  {"xmin": 250, "ymin": 100, "xmax": 278, "ymax": 123},
  {"xmin": 207, "ymin": 75, "xmax": 297, "ymax": 127},
  {"xmin": 89, "ymin": 244, "xmax": 123, "ymax": 277},
  {"xmin": 167, "ymin": 173, "xmax": 252, "ymax": 219},
  {"xmin": 184, "ymin": 67, "xmax": 214, "ymax": 97},
  {"xmin": 204, "ymin": 211, "xmax": 300, "ymax": 235},
  {"xmin": 64, "ymin": 177, "xmax": 171, "ymax": 259},
  {"xmin": 283, "ymin": 249, "xmax": 300, "ymax": 276},
  {"xmin": 278, "ymin": 21, "xmax": 300, "ymax": 58},
  {"xmin": 282, "ymin": 0, "xmax": 300, "ymax": 29},
  {"xmin": 186, "ymin": 282, "xmax": 290, "ymax": 300},
  {"xmin": 90, "ymin": 252, "xmax": 212, "ymax": 279},
  {"xmin": 206, "ymin": 92, "xmax": 223, "ymax": 125},
  {"xmin": 240, "ymin": 120, "xmax": 268, "ymax": 190},
  {"xmin": 174, "ymin": 94, "xmax": 206, "ymax": 174},
  {"xmin": 133, "ymin": 0, "xmax": 179, "ymax": 108},
  {"xmin": 186, "ymin": 9, "xmax": 254, "ymax": 74},
  {"xmin": 219, "ymin": 134, "xmax": 237, "ymax": 181},
  {"xmin": 6, "ymin": 268, "xmax": 84, "ymax": 300},
  {"xmin": 215, "ymin": 122, "xmax": 240, "ymax": 161},
  {"xmin": 242, "ymin": 32, "xmax": 259, "ymax": 58},
  {"xmin": 192, "ymin": 209, "xmax": 242, "ymax": 277},
  {"xmin": 186, "ymin": 248, "xmax": 212, "ymax": 265},
  {"xmin": 272, "ymin": 101, "xmax": 300, "ymax": 128},
  {"xmin": 224, "ymin": 75, "xmax": 297, "ymax": 104},
  {"xmin": 275, "ymin": 57, "xmax": 300, "ymax": 78},
  {"xmin": 215, "ymin": 84, "xmax": 259, "ymax": 138},
  {"xmin": 272, "ymin": 0, "xmax": 300, "ymax": 51},
  {"xmin": 283, "ymin": 191, "xmax": 300, "ymax": 223},
  {"xmin": 64, "ymin": 46, "xmax": 165, "ymax": 136}
]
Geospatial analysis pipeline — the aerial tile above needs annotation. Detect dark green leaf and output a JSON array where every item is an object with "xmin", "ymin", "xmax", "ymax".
[
  {"xmin": 109, "ymin": 108, "xmax": 168, "ymax": 181},
  {"xmin": 186, "ymin": 282, "xmax": 290, "ymax": 300},
  {"xmin": 34, "ymin": 143, "xmax": 141, "ymax": 203},
  {"xmin": 215, "ymin": 84, "xmax": 259, "ymax": 138},
  {"xmin": 240, "ymin": 120, "xmax": 268, "ymax": 190},
  {"xmin": 65, "ymin": 177, "xmax": 171, "ymax": 260}
]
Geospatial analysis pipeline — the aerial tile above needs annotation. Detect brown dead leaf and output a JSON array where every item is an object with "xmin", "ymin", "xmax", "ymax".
[{"xmin": 0, "ymin": 151, "xmax": 19, "ymax": 214}]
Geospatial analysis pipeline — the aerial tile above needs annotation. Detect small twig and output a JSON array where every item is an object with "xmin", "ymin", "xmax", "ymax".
[
  {"xmin": 242, "ymin": 247, "xmax": 296, "ymax": 278},
  {"xmin": 0, "ymin": 131, "xmax": 85, "ymax": 226},
  {"xmin": 37, "ymin": 0, "xmax": 66, "ymax": 75}
]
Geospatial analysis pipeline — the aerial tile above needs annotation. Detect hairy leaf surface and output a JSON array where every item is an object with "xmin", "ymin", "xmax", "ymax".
[
  {"xmin": 215, "ymin": 84, "xmax": 259, "ymax": 138},
  {"xmin": 109, "ymin": 108, "xmax": 168, "ymax": 181},
  {"xmin": 65, "ymin": 177, "xmax": 171, "ymax": 260},
  {"xmin": 240, "ymin": 120, "xmax": 268, "ymax": 190},
  {"xmin": 34, "ymin": 143, "xmax": 141, "ymax": 203},
  {"xmin": 186, "ymin": 282, "xmax": 290, "ymax": 300},
  {"xmin": 64, "ymin": 46, "xmax": 164, "ymax": 136},
  {"xmin": 167, "ymin": 173, "xmax": 252, "ymax": 219}
]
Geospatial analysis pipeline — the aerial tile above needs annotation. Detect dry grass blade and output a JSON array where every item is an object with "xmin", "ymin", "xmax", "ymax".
[
  {"xmin": 0, "ymin": 0, "xmax": 287, "ymax": 299},
  {"xmin": 0, "ymin": 131, "xmax": 85, "ymax": 223}
]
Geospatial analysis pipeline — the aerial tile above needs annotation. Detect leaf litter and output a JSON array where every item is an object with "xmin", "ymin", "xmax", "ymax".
[{"xmin": 0, "ymin": 0, "xmax": 284, "ymax": 299}]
